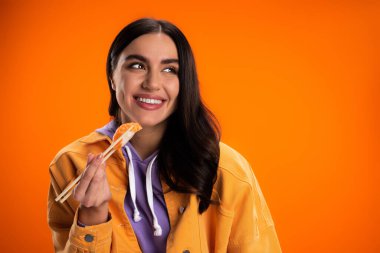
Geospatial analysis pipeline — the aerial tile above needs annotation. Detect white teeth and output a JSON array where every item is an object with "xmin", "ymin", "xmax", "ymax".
[{"xmin": 137, "ymin": 97, "xmax": 163, "ymax": 104}]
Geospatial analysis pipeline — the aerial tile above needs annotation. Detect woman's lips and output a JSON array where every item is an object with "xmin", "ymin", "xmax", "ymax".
[{"xmin": 134, "ymin": 96, "xmax": 165, "ymax": 110}]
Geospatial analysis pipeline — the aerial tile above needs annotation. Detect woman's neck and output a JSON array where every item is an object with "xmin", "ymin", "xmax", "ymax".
[
  {"xmin": 129, "ymin": 126, "xmax": 164, "ymax": 160},
  {"xmin": 119, "ymin": 114, "xmax": 167, "ymax": 160},
  {"xmin": 120, "ymin": 114, "xmax": 167, "ymax": 160}
]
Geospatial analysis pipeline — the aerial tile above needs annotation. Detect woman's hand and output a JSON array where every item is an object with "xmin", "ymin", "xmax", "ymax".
[{"xmin": 73, "ymin": 153, "xmax": 112, "ymax": 226}]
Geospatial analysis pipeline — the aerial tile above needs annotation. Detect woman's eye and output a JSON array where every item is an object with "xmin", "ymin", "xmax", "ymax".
[
  {"xmin": 163, "ymin": 67, "xmax": 177, "ymax": 74},
  {"xmin": 129, "ymin": 63, "xmax": 145, "ymax": 70}
]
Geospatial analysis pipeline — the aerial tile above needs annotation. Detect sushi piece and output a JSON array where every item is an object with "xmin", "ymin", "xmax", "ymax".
[{"xmin": 112, "ymin": 122, "xmax": 142, "ymax": 150}]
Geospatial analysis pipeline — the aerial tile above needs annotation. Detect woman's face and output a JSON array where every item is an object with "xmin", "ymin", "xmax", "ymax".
[{"xmin": 111, "ymin": 33, "xmax": 180, "ymax": 129}]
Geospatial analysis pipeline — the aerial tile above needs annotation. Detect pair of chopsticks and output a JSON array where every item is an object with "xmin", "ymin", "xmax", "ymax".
[{"xmin": 55, "ymin": 126, "xmax": 134, "ymax": 203}]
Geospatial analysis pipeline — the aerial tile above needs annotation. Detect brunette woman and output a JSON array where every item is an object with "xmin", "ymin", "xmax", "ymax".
[{"xmin": 48, "ymin": 18, "xmax": 282, "ymax": 252}]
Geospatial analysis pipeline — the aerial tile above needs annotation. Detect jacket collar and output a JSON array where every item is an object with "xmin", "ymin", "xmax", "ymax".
[
  {"xmin": 78, "ymin": 131, "xmax": 112, "ymax": 144},
  {"xmin": 78, "ymin": 120, "xmax": 116, "ymax": 144}
]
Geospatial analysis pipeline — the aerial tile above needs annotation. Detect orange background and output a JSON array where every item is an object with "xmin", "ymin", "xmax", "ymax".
[{"xmin": 0, "ymin": 0, "xmax": 379, "ymax": 252}]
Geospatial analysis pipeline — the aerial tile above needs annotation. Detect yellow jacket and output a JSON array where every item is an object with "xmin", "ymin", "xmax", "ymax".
[{"xmin": 48, "ymin": 131, "xmax": 282, "ymax": 252}]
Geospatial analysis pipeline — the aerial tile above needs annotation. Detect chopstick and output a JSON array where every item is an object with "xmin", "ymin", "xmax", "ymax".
[
  {"xmin": 55, "ymin": 126, "xmax": 134, "ymax": 203},
  {"xmin": 56, "ymin": 148, "xmax": 118, "ymax": 203}
]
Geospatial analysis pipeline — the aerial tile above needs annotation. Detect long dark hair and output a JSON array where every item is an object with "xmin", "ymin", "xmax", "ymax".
[{"xmin": 106, "ymin": 18, "xmax": 220, "ymax": 213}]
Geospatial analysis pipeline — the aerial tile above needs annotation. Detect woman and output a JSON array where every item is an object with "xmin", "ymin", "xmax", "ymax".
[{"xmin": 48, "ymin": 18, "xmax": 282, "ymax": 253}]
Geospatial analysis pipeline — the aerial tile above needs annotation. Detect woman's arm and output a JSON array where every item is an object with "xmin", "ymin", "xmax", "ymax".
[{"xmin": 47, "ymin": 153, "xmax": 113, "ymax": 253}]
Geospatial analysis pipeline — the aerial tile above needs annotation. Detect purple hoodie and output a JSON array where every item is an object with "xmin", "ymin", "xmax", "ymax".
[{"xmin": 96, "ymin": 120, "xmax": 170, "ymax": 253}]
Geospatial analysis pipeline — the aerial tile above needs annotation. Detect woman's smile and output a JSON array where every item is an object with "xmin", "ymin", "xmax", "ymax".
[{"xmin": 133, "ymin": 94, "xmax": 167, "ymax": 110}]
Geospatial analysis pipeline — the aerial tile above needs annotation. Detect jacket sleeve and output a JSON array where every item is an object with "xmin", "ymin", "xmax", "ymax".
[
  {"xmin": 47, "ymin": 153, "xmax": 113, "ymax": 253},
  {"xmin": 227, "ymin": 166, "xmax": 282, "ymax": 253}
]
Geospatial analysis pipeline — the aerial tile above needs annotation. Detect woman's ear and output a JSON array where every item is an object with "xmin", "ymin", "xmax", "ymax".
[{"xmin": 110, "ymin": 78, "xmax": 116, "ymax": 90}]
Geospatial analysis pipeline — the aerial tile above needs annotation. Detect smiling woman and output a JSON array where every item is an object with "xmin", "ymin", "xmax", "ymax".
[
  {"xmin": 111, "ymin": 33, "xmax": 180, "ymax": 131},
  {"xmin": 47, "ymin": 18, "xmax": 282, "ymax": 253}
]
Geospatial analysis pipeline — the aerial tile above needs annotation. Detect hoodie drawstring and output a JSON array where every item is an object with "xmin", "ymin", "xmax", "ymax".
[
  {"xmin": 125, "ymin": 146, "xmax": 162, "ymax": 237},
  {"xmin": 146, "ymin": 155, "xmax": 162, "ymax": 236},
  {"xmin": 125, "ymin": 146, "xmax": 142, "ymax": 222}
]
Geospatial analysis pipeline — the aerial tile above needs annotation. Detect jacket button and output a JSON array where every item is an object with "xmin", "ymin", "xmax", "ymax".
[
  {"xmin": 84, "ymin": 234, "xmax": 94, "ymax": 242},
  {"xmin": 183, "ymin": 250, "xmax": 190, "ymax": 253}
]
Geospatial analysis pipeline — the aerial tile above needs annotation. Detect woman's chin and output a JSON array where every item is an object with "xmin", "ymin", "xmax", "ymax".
[
  {"xmin": 134, "ymin": 117, "xmax": 167, "ymax": 130},
  {"xmin": 120, "ymin": 112, "xmax": 169, "ymax": 129},
  {"xmin": 140, "ymin": 122, "xmax": 166, "ymax": 130}
]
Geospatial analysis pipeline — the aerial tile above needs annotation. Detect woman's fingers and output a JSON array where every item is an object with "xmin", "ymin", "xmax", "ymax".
[
  {"xmin": 88, "ymin": 153, "xmax": 96, "ymax": 163},
  {"xmin": 75, "ymin": 155, "xmax": 111, "ymax": 225},
  {"xmin": 81, "ymin": 161, "xmax": 107, "ymax": 207},
  {"xmin": 73, "ymin": 154, "xmax": 103, "ymax": 202},
  {"xmin": 97, "ymin": 162, "xmax": 111, "ymax": 206},
  {"xmin": 73, "ymin": 153, "xmax": 111, "ymax": 209}
]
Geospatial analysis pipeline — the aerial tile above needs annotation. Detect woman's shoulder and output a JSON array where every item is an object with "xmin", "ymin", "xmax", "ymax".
[
  {"xmin": 212, "ymin": 142, "xmax": 262, "ymax": 212},
  {"xmin": 49, "ymin": 131, "xmax": 110, "ymax": 169},
  {"xmin": 218, "ymin": 142, "xmax": 255, "ymax": 186}
]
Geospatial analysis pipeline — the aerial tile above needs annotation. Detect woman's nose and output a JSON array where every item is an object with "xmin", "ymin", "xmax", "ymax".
[{"xmin": 142, "ymin": 70, "xmax": 161, "ymax": 91}]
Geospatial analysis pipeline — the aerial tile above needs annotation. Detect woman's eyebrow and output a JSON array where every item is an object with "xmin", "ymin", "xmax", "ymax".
[
  {"xmin": 125, "ymin": 54, "xmax": 147, "ymax": 62},
  {"xmin": 125, "ymin": 54, "xmax": 178, "ymax": 64},
  {"xmin": 161, "ymin": 58, "xmax": 179, "ymax": 64}
]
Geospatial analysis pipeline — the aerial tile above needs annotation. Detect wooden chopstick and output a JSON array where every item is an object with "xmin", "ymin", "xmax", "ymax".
[
  {"xmin": 55, "ymin": 174, "xmax": 82, "ymax": 202},
  {"xmin": 102, "ymin": 126, "xmax": 133, "ymax": 160},
  {"xmin": 58, "ymin": 148, "xmax": 118, "ymax": 203},
  {"xmin": 55, "ymin": 126, "xmax": 134, "ymax": 203}
]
